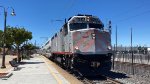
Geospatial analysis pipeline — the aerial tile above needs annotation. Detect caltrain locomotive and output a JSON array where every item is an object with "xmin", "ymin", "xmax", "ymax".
[{"xmin": 49, "ymin": 14, "xmax": 112, "ymax": 75}]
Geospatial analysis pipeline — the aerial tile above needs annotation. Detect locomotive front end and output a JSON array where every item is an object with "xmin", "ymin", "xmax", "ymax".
[
  {"xmin": 69, "ymin": 15, "xmax": 112, "ymax": 60},
  {"xmin": 50, "ymin": 14, "xmax": 113, "ymax": 76},
  {"xmin": 68, "ymin": 15, "xmax": 112, "ymax": 73},
  {"xmin": 72, "ymin": 29, "xmax": 112, "ymax": 60}
]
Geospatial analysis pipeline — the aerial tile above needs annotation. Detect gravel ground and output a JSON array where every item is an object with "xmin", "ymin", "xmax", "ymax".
[
  {"xmin": 111, "ymin": 68, "xmax": 150, "ymax": 84},
  {"xmin": 85, "ymin": 70, "xmax": 150, "ymax": 84},
  {"xmin": 110, "ymin": 60, "xmax": 150, "ymax": 83}
]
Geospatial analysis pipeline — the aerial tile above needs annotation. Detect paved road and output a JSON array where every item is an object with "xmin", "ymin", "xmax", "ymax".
[{"xmin": 0, "ymin": 54, "xmax": 69, "ymax": 84}]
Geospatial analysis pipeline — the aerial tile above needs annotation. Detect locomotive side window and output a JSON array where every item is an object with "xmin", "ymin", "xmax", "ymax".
[
  {"xmin": 69, "ymin": 23, "xmax": 87, "ymax": 31},
  {"xmin": 63, "ymin": 23, "xmax": 68, "ymax": 36}
]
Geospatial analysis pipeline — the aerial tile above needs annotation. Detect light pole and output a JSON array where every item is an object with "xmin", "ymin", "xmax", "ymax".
[{"xmin": 0, "ymin": 6, "xmax": 16, "ymax": 68}]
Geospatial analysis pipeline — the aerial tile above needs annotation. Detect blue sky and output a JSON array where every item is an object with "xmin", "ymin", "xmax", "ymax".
[{"xmin": 0, "ymin": 0, "xmax": 150, "ymax": 47}]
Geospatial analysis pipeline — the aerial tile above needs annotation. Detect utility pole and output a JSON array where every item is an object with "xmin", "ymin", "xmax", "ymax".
[
  {"xmin": 113, "ymin": 26, "xmax": 117, "ymax": 70},
  {"xmin": 113, "ymin": 44, "xmax": 115, "ymax": 70},
  {"xmin": 116, "ymin": 26, "xmax": 118, "ymax": 53},
  {"xmin": 131, "ymin": 28, "xmax": 134, "ymax": 75},
  {"xmin": 34, "ymin": 40, "xmax": 36, "ymax": 47}
]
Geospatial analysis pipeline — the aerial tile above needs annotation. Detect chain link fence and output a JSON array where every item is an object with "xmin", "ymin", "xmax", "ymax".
[{"xmin": 112, "ymin": 46, "xmax": 150, "ymax": 77}]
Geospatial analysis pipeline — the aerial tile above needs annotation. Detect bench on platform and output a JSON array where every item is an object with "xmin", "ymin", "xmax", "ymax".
[{"xmin": 9, "ymin": 60, "xmax": 19, "ymax": 71}]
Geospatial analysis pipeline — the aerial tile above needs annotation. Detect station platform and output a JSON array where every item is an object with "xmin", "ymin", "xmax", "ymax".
[{"xmin": 0, "ymin": 54, "xmax": 70, "ymax": 84}]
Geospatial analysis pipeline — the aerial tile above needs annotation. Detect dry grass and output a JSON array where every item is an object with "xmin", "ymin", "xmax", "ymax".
[{"xmin": 0, "ymin": 55, "xmax": 17, "ymax": 73}]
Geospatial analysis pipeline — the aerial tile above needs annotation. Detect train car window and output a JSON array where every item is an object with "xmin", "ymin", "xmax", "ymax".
[
  {"xmin": 60, "ymin": 28, "xmax": 62, "ymax": 32},
  {"xmin": 55, "ymin": 33, "xmax": 57, "ymax": 37},
  {"xmin": 69, "ymin": 23, "xmax": 87, "ymax": 31},
  {"xmin": 89, "ymin": 23, "xmax": 103, "ymax": 29},
  {"xmin": 45, "ymin": 41, "xmax": 49, "ymax": 45},
  {"xmin": 51, "ymin": 36, "xmax": 54, "ymax": 40}
]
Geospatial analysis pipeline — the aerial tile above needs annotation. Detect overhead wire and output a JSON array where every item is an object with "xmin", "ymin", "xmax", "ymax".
[
  {"xmin": 61, "ymin": 0, "xmax": 76, "ymax": 20},
  {"xmin": 111, "ymin": 1, "xmax": 148, "ymax": 19},
  {"xmin": 112, "ymin": 1, "xmax": 150, "ymax": 24},
  {"xmin": 52, "ymin": 0, "xmax": 76, "ymax": 24},
  {"xmin": 115, "ymin": 10, "xmax": 150, "ymax": 24}
]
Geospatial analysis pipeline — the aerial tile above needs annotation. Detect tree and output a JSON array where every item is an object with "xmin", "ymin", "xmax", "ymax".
[
  {"xmin": 5, "ymin": 26, "xmax": 32, "ymax": 62},
  {"xmin": 0, "ymin": 48, "xmax": 1, "ymax": 53},
  {"xmin": 12, "ymin": 27, "xmax": 32, "ymax": 62},
  {"xmin": 5, "ymin": 27, "xmax": 14, "ymax": 49},
  {"xmin": 23, "ymin": 43, "xmax": 37, "ymax": 55},
  {"xmin": 138, "ymin": 46, "xmax": 142, "ymax": 54}
]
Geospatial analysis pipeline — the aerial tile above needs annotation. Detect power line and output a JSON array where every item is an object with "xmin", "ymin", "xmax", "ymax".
[
  {"xmin": 111, "ymin": 0, "xmax": 150, "ymax": 19},
  {"xmin": 110, "ymin": 1, "xmax": 150, "ymax": 24},
  {"xmin": 112, "ymin": 4, "xmax": 147, "ymax": 19},
  {"xmin": 61, "ymin": 0, "xmax": 76, "ymax": 19},
  {"xmin": 114, "ymin": 9, "xmax": 150, "ymax": 24}
]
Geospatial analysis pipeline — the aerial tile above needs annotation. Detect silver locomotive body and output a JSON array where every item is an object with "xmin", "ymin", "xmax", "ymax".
[{"xmin": 50, "ymin": 14, "xmax": 112, "ymax": 75}]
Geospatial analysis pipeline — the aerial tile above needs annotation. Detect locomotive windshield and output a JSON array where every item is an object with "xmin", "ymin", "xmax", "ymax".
[
  {"xmin": 69, "ymin": 16, "xmax": 104, "ymax": 31},
  {"xmin": 69, "ymin": 23, "xmax": 87, "ymax": 31},
  {"xmin": 89, "ymin": 23, "xmax": 103, "ymax": 29},
  {"xmin": 69, "ymin": 23, "xmax": 103, "ymax": 31}
]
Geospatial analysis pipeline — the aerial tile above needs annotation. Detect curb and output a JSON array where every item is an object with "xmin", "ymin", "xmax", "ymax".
[{"xmin": 0, "ymin": 72, "xmax": 13, "ymax": 78}]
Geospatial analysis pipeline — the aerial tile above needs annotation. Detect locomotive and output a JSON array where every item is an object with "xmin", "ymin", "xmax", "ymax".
[{"xmin": 50, "ymin": 14, "xmax": 112, "ymax": 75}]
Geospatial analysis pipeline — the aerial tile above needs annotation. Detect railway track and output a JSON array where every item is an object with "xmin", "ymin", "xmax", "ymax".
[
  {"xmin": 45, "ymin": 55, "xmax": 124, "ymax": 84},
  {"xmin": 106, "ymin": 76, "xmax": 123, "ymax": 84},
  {"xmin": 62, "ymin": 63, "xmax": 124, "ymax": 84},
  {"xmin": 82, "ymin": 74, "xmax": 123, "ymax": 84},
  {"xmin": 46, "ymin": 55, "xmax": 124, "ymax": 84}
]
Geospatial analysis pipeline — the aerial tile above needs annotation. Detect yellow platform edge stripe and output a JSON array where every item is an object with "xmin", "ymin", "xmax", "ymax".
[{"xmin": 41, "ymin": 56, "xmax": 62, "ymax": 84}]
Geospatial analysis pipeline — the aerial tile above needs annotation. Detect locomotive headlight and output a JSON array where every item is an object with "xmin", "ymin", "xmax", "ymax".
[
  {"xmin": 74, "ymin": 46, "xmax": 80, "ymax": 53},
  {"xmin": 92, "ymin": 33, "xmax": 96, "ymax": 37},
  {"xmin": 74, "ymin": 46, "xmax": 79, "ymax": 50},
  {"xmin": 107, "ymin": 46, "xmax": 112, "ymax": 50},
  {"xmin": 91, "ymin": 33, "xmax": 96, "ymax": 39}
]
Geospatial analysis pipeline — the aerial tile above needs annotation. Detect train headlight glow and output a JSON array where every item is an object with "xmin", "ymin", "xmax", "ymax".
[
  {"xmin": 92, "ymin": 33, "xmax": 96, "ymax": 37},
  {"xmin": 108, "ymin": 46, "xmax": 112, "ymax": 50},
  {"xmin": 74, "ymin": 46, "xmax": 79, "ymax": 50},
  {"xmin": 74, "ymin": 46, "xmax": 81, "ymax": 53},
  {"xmin": 91, "ymin": 33, "xmax": 96, "ymax": 39}
]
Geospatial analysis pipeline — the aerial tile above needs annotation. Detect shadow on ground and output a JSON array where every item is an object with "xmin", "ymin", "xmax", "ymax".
[
  {"xmin": 84, "ymin": 70, "xmax": 129, "ymax": 80},
  {"xmin": 13, "ymin": 67, "xmax": 25, "ymax": 71},
  {"xmin": 101, "ymin": 71, "xmax": 129, "ymax": 79},
  {"xmin": 20, "ymin": 62, "xmax": 44, "ymax": 65}
]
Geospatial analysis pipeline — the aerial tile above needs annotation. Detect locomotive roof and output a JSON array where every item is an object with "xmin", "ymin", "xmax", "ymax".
[
  {"xmin": 68, "ymin": 14, "xmax": 97, "ymax": 21},
  {"xmin": 68, "ymin": 14, "xmax": 102, "ymax": 25}
]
